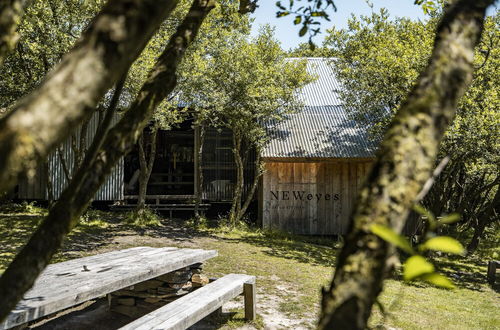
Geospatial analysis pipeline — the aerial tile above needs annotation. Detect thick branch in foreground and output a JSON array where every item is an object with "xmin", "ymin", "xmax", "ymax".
[
  {"xmin": 0, "ymin": 0, "xmax": 214, "ymax": 322},
  {"xmin": 318, "ymin": 0, "xmax": 493, "ymax": 329},
  {"xmin": 0, "ymin": 0, "xmax": 179, "ymax": 194},
  {"xmin": 0, "ymin": 0, "xmax": 27, "ymax": 65}
]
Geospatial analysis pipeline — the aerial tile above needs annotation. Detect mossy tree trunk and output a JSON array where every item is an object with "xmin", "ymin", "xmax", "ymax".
[
  {"xmin": 0, "ymin": 0, "xmax": 214, "ymax": 322},
  {"xmin": 136, "ymin": 128, "xmax": 158, "ymax": 214},
  {"xmin": 318, "ymin": 1, "xmax": 493, "ymax": 328}
]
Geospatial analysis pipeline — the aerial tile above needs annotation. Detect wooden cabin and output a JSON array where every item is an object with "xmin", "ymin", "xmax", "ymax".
[
  {"xmin": 259, "ymin": 58, "xmax": 378, "ymax": 235},
  {"xmin": 18, "ymin": 58, "xmax": 415, "ymax": 236}
]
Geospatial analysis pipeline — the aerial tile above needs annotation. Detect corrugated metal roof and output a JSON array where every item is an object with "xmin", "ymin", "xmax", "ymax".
[
  {"xmin": 290, "ymin": 57, "xmax": 343, "ymax": 106},
  {"xmin": 263, "ymin": 58, "xmax": 377, "ymax": 158}
]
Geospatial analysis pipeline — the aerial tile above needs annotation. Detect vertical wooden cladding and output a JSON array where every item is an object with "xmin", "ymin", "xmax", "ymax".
[{"xmin": 261, "ymin": 160, "xmax": 373, "ymax": 235}]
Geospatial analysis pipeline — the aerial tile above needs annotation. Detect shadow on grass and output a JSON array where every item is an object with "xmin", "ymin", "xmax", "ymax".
[
  {"xmin": 0, "ymin": 208, "xmax": 217, "ymax": 271},
  {"xmin": 220, "ymin": 230, "xmax": 339, "ymax": 268},
  {"xmin": 134, "ymin": 217, "xmax": 218, "ymax": 244}
]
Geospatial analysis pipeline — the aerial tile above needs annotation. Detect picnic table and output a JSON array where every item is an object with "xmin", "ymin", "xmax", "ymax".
[{"xmin": 0, "ymin": 247, "xmax": 218, "ymax": 329}]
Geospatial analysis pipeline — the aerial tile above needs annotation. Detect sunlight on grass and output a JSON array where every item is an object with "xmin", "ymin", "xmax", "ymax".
[{"xmin": 0, "ymin": 206, "xmax": 498, "ymax": 329}]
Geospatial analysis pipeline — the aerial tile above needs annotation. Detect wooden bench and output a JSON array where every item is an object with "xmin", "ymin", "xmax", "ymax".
[
  {"xmin": 119, "ymin": 274, "xmax": 256, "ymax": 330},
  {"xmin": 487, "ymin": 260, "xmax": 499, "ymax": 285},
  {"xmin": 0, "ymin": 247, "xmax": 217, "ymax": 330}
]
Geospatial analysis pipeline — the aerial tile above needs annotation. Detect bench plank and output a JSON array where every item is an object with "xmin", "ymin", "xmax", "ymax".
[
  {"xmin": 119, "ymin": 274, "xmax": 256, "ymax": 330},
  {"xmin": 1, "ymin": 247, "xmax": 217, "ymax": 330}
]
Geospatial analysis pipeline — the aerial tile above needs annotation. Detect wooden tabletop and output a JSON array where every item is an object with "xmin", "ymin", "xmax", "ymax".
[{"xmin": 0, "ymin": 247, "xmax": 217, "ymax": 330}]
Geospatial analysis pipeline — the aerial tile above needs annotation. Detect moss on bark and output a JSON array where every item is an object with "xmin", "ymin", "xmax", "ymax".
[{"xmin": 318, "ymin": 0, "xmax": 494, "ymax": 328}]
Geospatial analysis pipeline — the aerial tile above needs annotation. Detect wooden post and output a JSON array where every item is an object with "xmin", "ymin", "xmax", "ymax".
[
  {"xmin": 243, "ymin": 282, "xmax": 256, "ymax": 321},
  {"xmin": 487, "ymin": 261, "xmax": 498, "ymax": 285}
]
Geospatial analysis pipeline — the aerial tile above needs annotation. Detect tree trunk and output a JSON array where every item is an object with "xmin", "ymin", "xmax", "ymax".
[
  {"xmin": 56, "ymin": 147, "xmax": 71, "ymax": 182},
  {"xmin": 0, "ymin": 0, "xmax": 214, "ymax": 321},
  {"xmin": 467, "ymin": 183, "xmax": 500, "ymax": 253},
  {"xmin": 229, "ymin": 132, "xmax": 244, "ymax": 225},
  {"xmin": 318, "ymin": 1, "xmax": 492, "ymax": 328},
  {"xmin": 0, "ymin": 0, "xmax": 179, "ymax": 195},
  {"xmin": 194, "ymin": 124, "xmax": 205, "ymax": 220},
  {"xmin": 136, "ymin": 128, "xmax": 158, "ymax": 213},
  {"xmin": 44, "ymin": 160, "xmax": 54, "ymax": 205},
  {"xmin": 238, "ymin": 150, "xmax": 262, "ymax": 220}
]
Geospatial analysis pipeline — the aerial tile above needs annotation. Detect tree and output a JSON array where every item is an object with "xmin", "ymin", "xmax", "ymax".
[
  {"xmin": 176, "ymin": 25, "xmax": 312, "ymax": 225},
  {"xmin": 0, "ymin": 0, "xmax": 180, "ymax": 195},
  {"xmin": 317, "ymin": 0, "xmax": 494, "ymax": 328},
  {"xmin": 0, "ymin": 0, "xmax": 494, "ymax": 327},
  {"xmin": 0, "ymin": 0, "xmax": 221, "ymax": 321},
  {"xmin": 323, "ymin": 8, "xmax": 499, "ymax": 252}
]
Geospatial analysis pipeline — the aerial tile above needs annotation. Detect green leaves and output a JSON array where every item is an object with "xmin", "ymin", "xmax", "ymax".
[
  {"xmin": 404, "ymin": 255, "xmax": 434, "ymax": 281},
  {"xmin": 370, "ymin": 222, "xmax": 457, "ymax": 290},
  {"xmin": 439, "ymin": 213, "xmax": 461, "ymax": 225},
  {"xmin": 420, "ymin": 237, "xmax": 465, "ymax": 255},
  {"xmin": 299, "ymin": 25, "xmax": 308, "ymax": 37},
  {"xmin": 370, "ymin": 224, "xmax": 414, "ymax": 254},
  {"xmin": 403, "ymin": 256, "xmax": 456, "ymax": 289}
]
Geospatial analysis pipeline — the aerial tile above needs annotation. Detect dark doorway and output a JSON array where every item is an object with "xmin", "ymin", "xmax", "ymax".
[{"xmin": 124, "ymin": 120, "xmax": 195, "ymax": 197}]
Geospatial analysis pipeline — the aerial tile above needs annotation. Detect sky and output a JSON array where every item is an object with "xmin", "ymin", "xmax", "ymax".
[
  {"xmin": 248, "ymin": 1, "xmax": 433, "ymax": 50},
  {"xmin": 250, "ymin": 1, "xmax": 499, "ymax": 50}
]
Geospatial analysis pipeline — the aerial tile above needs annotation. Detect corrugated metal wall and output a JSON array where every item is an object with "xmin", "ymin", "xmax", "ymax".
[{"xmin": 18, "ymin": 112, "xmax": 123, "ymax": 201}]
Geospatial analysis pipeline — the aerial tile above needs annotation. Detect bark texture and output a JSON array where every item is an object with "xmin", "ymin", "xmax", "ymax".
[
  {"xmin": 136, "ymin": 128, "xmax": 158, "ymax": 212},
  {"xmin": 229, "ymin": 132, "xmax": 262, "ymax": 225},
  {"xmin": 0, "ymin": 0, "xmax": 214, "ymax": 322},
  {"xmin": 318, "ymin": 1, "xmax": 493, "ymax": 329},
  {"xmin": 0, "ymin": 0, "xmax": 179, "ymax": 195},
  {"xmin": 0, "ymin": 0, "xmax": 26, "ymax": 65}
]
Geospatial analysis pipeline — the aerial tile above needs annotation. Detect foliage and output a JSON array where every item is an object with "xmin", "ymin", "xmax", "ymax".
[
  {"xmin": 275, "ymin": 0, "xmax": 337, "ymax": 47},
  {"xmin": 324, "ymin": 9, "xmax": 500, "ymax": 249},
  {"xmin": 274, "ymin": 0, "xmax": 441, "ymax": 47},
  {"xmin": 324, "ymin": 9, "xmax": 435, "ymax": 135},
  {"xmin": 0, "ymin": 201, "xmax": 46, "ymax": 216},
  {"xmin": 371, "ymin": 205, "xmax": 464, "ymax": 289},
  {"xmin": 0, "ymin": 0, "xmax": 103, "ymax": 109},
  {"xmin": 176, "ymin": 24, "xmax": 313, "ymax": 225},
  {"xmin": 125, "ymin": 207, "xmax": 162, "ymax": 227}
]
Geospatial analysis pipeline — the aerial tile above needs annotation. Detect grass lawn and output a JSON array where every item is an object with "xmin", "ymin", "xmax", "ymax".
[{"xmin": 0, "ymin": 203, "xmax": 498, "ymax": 329}]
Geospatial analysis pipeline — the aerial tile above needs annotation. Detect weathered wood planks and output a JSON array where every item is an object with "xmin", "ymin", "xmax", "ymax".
[
  {"xmin": 119, "ymin": 274, "xmax": 256, "ymax": 330},
  {"xmin": 261, "ymin": 161, "xmax": 373, "ymax": 235},
  {"xmin": 0, "ymin": 247, "xmax": 217, "ymax": 330}
]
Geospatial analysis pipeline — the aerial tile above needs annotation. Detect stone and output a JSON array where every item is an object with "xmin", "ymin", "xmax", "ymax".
[
  {"xmin": 191, "ymin": 274, "xmax": 209, "ymax": 287},
  {"xmin": 144, "ymin": 297, "xmax": 161, "ymax": 304},
  {"xmin": 190, "ymin": 263, "xmax": 203, "ymax": 269},
  {"xmin": 133, "ymin": 279, "xmax": 163, "ymax": 292},
  {"xmin": 111, "ymin": 305, "xmax": 145, "ymax": 318},
  {"xmin": 158, "ymin": 270, "xmax": 192, "ymax": 284},
  {"xmin": 117, "ymin": 298, "xmax": 135, "ymax": 306}
]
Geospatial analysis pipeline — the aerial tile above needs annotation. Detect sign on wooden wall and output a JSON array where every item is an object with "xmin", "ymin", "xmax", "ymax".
[{"xmin": 261, "ymin": 161, "xmax": 372, "ymax": 235}]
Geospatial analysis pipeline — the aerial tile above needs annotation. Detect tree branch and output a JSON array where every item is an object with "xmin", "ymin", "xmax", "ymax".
[
  {"xmin": 0, "ymin": 0, "xmax": 214, "ymax": 321},
  {"xmin": 0, "ymin": 0, "xmax": 179, "ymax": 195},
  {"xmin": 318, "ymin": 0, "xmax": 493, "ymax": 328}
]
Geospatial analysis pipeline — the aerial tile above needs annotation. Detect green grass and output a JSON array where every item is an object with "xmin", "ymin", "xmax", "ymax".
[{"xmin": 0, "ymin": 206, "xmax": 498, "ymax": 329}]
